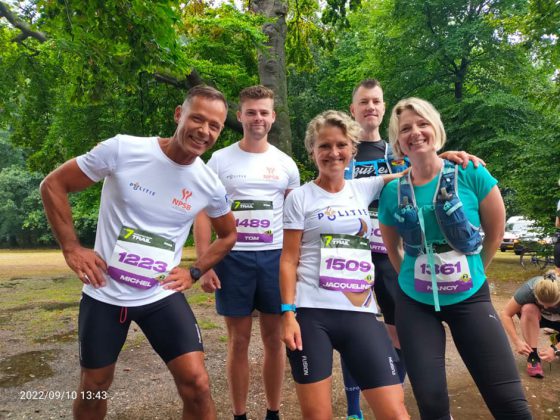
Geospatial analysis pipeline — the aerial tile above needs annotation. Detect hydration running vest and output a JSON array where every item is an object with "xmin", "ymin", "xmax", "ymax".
[
  {"xmin": 344, "ymin": 142, "xmax": 410, "ymax": 180},
  {"xmin": 394, "ymin": 159, "xmax": 483, "ymax": 257}
]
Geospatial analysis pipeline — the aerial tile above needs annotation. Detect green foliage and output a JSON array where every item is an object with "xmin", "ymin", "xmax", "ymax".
[
  {"xmin": 287, "ymin": 0, "xmax": 558, "ymax": 227},
  {"xmin": 0, "ymin": 131, "xmax": 24, "ymax": 170},
  {"xmin": 1, "ymin": 0, "xmax": 559, "ymax": 245},
  {"xmin": 36, "ymin": 0, "xmax": 185, "ymax": 102},
  {"xmin": 179, "ymin": 3, "xmax": 265, "ymax": 95},
  {"xmin": 0, "ymin": 165, "xmax": 52, "ymax": 246}
]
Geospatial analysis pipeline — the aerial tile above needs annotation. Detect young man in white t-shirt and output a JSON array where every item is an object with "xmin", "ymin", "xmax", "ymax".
[
  {"xmin": 195, "ymin": 85, "xmax": 300, "ymax": 420},
  {"xmin": 40, "ymin": 86, "xmax": 237, "ymax": 420}
]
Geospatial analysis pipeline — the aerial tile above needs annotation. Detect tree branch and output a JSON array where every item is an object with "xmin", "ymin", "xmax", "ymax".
[
  {"xmin": 0, "ymin": 1, "xmax": 47, "ymax": 43},
  {"xmin": 154, "ymin": 70, "xmax": 242, "ymax": 133}
]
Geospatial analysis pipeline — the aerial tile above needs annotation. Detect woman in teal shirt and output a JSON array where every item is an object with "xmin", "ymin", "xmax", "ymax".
[{"xmin": 378, "ymin": 97, "xmax": 531, "ymax": 420}]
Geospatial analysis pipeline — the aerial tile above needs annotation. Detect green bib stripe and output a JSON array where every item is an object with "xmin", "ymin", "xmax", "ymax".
[
  {"xmin": 117, "ymin": 226, "xmax": 175, "ymax": 251},
  {"xmin": 231, "ymin": 200, "xmax": 273, "ymax": 211},
  {"xmin": 321, "ymin": 234, "xmax": 370, "ymax": 250}
]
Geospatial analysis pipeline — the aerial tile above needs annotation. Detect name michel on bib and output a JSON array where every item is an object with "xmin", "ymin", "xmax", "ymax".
[{"xmin": 107, "ymin": 227, "xmax": 175, "ymax": 289}]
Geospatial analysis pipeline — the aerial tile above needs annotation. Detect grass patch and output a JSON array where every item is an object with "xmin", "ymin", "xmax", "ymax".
[
  {"xmin": 486, "ymin": 252, "xmax": 542, "ymax": 283},
  {"xmin": 198, "ymin": 319, "xmax": 220, "ymax": 330},
  {"xmin": 0, "ymin": 277, "xmax": 82, "ymax": 311},
  {"xmin": 187, "ymin": 291, "xmax": 215, "ymax": 306}
]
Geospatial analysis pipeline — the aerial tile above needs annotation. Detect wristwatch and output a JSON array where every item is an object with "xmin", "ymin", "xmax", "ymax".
[
  {"xmin": 189, "ymin": 266, "xmax": 202, "ymax": 283},
  {"xmin": 281, "ymin": 303, "xmax": 296, "ymax": 314},
  {"xmin": 552, "ymin": 344, "xmax": 560, "ymax": 357}
]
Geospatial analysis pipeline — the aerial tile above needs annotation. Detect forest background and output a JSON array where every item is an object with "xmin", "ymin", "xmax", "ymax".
[{"xmin": 0, "ymin": 0, "xmax": 558, "ymax": 248}]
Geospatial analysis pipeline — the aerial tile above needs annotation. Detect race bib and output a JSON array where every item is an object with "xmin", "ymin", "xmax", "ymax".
[
  {"xmin": 107, "ymin": 227, "xmax": 175, "ymax": 290},
  {"xmin": 232, "ymin": 200, "xmax": 274, "ymax": 243},
  {"xmin": 414, "ymin": 250, "xmax": 472, "ymax": 294},
  {"xmin": 319, "ymin": 234, "xmax": 374, "ymax": 292},
  {"xmin": 369, "ymin": 210, "xmax": 387, "ymax": 254}
]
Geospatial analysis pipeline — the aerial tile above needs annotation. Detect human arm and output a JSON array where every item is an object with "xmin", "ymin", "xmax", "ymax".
[
  {"xmin": 478, "ymin": 185, "xmax": 505, "ymax": 269},
  {"xmin": 40, "ymin": 159, "xmax": 108, "ymax": 288},
  {"xmin": 193, "ymin": 211, "xmax": 222, "ymax": 293},
  {"xmin": 439, "ymin": 151, "xmax": 486, "ymax": 169},
  {"xmin": 500, "ymin": 298, "xmax": 533, "ymax": 356},
  {"xmin": 539, "ymin": 346, "xmax": 559, "ymax": 362},
  {"xmin": 161, "ymin": 212, "xmax": 236, "ymax": 292},
  {"xmin": 379, "ymin": 170, "xmax": 406, "ymax": 185},
  {"xmin": 556, "ymin": 216, "xmax": 560, "ymax": 229},
  {"xmin": 379, "ymin": 223, "xmax": 404, "ymax": 274},
  {"xmin": 280, "ymin": 229, "xmax": 303, "ymax": 351}
]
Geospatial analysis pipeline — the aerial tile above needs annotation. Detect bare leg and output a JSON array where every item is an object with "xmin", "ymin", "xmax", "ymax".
[
  {"xmin": 225, "ymin": 316, "xmax": 253, "ymax": 415},
  {"xmin": 362, "ymin": 384, "xmax": 409, "ymax": 420},
  {"xmin": 295, "ymin": 376, "xmax": 333, "ymax": 420},
  {"xmin": 519, "ymin": 304, "xmax": 542, "ymax": 348},
  {"xmin": 387, "ymin": 324, "xmax": 401, "ymax": 348},
  {"xmin": 73, "ymin": 364, "xmax": 115, "ymax": 420},
  {"xmin": 259, "ymin": 313, "xmax": 285, "ymax": 411},
  {"xmin": 167, "ymin": 351, "xmax": 216, "ymax": 420}
]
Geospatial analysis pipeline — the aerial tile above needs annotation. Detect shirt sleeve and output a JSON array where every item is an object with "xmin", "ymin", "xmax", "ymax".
[
  {"xmin": 75, "ymin": 136, "xmax": 120, "ymax": 182},
  {"xmin": 513, "ymin": 278, "xmax": 538, "ymax": 306},
  {"xmin": 462, "ymin": 162, "xmax": 498, "ymax": 202},
  {"xmin": 287, "ymin": 158, "xmax": 301, "ymax": 190},
  {"xmin": 378, "ymin": 179, "xmax": 399, "ymax": 226},
  {"xmin": 283, "ymin": 187, "xmax": 305, "ymax": 230},
  {"xmin": 204, "ymin": 173, "xmax": 231, "ymax": 219},
  {"xmin": 366, "ymin": 176, "xmax": 385, "ymax": 202},
  {"xmin": 206, "ymin": 153, "xmax": 218, "ymax": 175}
]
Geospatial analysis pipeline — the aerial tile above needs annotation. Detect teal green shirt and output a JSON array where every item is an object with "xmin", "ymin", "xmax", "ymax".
[{"xmin": 379, "ymin": 162, "xmax": 497, "ymax": 306}]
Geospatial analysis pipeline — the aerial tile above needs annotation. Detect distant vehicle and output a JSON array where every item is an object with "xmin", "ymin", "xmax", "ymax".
[
  {"xmin": 504, "ymin": 216, "xmax": 553, "ymax": 255},
  {"xmin": 500, "ymin": 216, "xmax": 529, "ymax": 252},
  {"xmin": 500, "ymin": 230, "xmax": 518, "ymax": 252}
]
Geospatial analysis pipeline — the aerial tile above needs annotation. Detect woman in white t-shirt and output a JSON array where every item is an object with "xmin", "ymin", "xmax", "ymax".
[{"xmin": 280, "ymin": 110, "xmax": 409, "ymax": 419}]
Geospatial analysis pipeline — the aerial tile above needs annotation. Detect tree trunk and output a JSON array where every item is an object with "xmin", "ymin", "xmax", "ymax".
[{"xmin": 250, "ymin": 0, "xmax": 292, "ymax": 154}]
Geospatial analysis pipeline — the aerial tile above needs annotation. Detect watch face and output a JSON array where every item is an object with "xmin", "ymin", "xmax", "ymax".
[{"xmin": 190, "ymin": 267, "xmax": 202, "ymax": 281}]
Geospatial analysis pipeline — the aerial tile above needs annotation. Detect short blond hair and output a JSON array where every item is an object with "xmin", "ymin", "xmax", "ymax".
[
  {"xmin": 534, "ymin": 270, "xmax": 560, "ymax": 306},
  {"xmin": 388, "ymin": 97, "xmax": 446, "ymax": 158},
  {"xmin": 304, "ymin": 110, "xmax": 361, "ymax": 160}
]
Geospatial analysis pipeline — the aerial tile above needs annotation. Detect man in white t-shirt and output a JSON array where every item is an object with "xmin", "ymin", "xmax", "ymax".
[
  {"xmin": 195, "ymin": 85, "xmax": 300, "ymax": 420},
  {"xmin": 40, "ymin": 86, "xmax": 237, "ymax": 420}
]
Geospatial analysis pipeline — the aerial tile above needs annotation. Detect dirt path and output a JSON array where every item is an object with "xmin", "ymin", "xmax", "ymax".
[{"xmin": 0, "ymin": 250, "xmax": 559, "ymax": 419}]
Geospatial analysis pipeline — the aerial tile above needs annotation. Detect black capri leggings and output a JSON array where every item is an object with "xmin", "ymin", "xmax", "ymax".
[{"xmin": 395, "ymin": 282, "xmax": 532, "ymax": 420}]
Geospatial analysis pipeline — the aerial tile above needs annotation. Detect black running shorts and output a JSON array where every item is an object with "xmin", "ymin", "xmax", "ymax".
[
  {"xmin": 78, "ymin": 292, "xmax": 203, "ymax": 369},
  {"xmin": 287, "ymin": 308, "xmax": 401, "ymax": 389}
]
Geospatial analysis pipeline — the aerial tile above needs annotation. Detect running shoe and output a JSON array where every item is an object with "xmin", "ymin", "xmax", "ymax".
[
  {"xmin": 526, "ymin": 359, "xmax": 544, "ymax": 378},
  {"xmin": 347, "ymin": 413, "xmax": 364, "ymax": 420}
]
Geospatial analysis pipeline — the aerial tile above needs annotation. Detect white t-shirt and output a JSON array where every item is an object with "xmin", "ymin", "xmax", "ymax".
[
  {"xmin": 76, "ymin": 135, "xmax": 230, "ymax": 306},
  {"xmin": 283, "ymin": 177, "xmax": 385, "ymax": 313},
  {"xmin": 207, "ymin": 142, "xmax": 300, "ymax": 251}
]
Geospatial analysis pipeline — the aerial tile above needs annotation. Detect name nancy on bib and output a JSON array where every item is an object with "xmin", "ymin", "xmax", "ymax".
[
  {"xmin": 107, "ymin": 227, "xmax": 175, "ymax": 290},
  {"xmin": 413, "ymin": 250, "xmax": 472, "ymax": 294}
]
